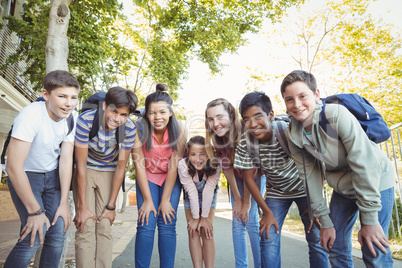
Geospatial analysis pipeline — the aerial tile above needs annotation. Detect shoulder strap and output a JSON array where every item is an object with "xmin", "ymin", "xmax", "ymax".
[
  {"xmin": 66, "ymin": 113, "xmax": 74, "ymax": 136},
  {"xmin": 272, "ymin": 121, "xmax": 291, "ymax": 157},
  {"xmin": 88, "ymin": 108, "xmax": 102, "ymax": 140},
  {"xmin": 319, "ymin": 100, "xmax": 340, "ymax": 140},
  {"xmin": 245, "ymin": 133, "xmax": 261, "ymax": 168},
  {"xmin": 1, "ymin": 127, "xmax": 13, "ymax": 165}
]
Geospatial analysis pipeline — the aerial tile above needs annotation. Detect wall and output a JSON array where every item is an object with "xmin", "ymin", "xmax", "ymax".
[{"xmin": 0, "ymin": 185, "xmax": 18, "ymax": 221}]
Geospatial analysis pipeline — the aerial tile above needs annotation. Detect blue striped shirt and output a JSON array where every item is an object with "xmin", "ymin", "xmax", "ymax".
[{"xmin": 75, "ymin": 109, "xmax": 136, "ymax": 171}]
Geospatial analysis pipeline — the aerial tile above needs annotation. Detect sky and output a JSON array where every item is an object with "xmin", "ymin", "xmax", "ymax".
[{"xmin": 177, "ymin": 0, "xmax": 402, "ymax": 123}]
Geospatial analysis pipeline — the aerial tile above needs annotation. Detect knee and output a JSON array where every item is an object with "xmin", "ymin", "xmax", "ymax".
[
  {"xmin": 157, "ymin": 220, "xmax": 176, "ymax": 235},
  {"xmin": 261, "ymin": 227, "xmax": 280, "ymax": 245},
  {"xmin": 232, "ymin": 218, "xmax": 245, "ymax": 231}
]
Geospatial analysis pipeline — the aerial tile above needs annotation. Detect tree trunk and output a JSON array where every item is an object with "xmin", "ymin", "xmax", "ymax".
[{"xmin": 45, "ymin": 0, "xmax": 71, "ymax": 73}]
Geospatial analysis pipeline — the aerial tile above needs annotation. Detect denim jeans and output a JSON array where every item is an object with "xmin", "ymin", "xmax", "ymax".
[
  {"xmin": 230, "ymin": 175, "xmax": 266, "ymax": 268},
  {"xmin": 5, "ymin": 169, "xmax": 66, "ymax": 268},
  {"xmin": 261, "ymin": 196, "xmax": 328, "ymax": 268},
  {"xmin": 329, "ymin": 188, "xmax": 394, "ymax": 268},
  {"xmin": 183, "ymin": 179, "xmax": 219, "ymax": 210},
  {"xmin": 135, "ymin": 176, "xmax": 182, "ymax": 268}
]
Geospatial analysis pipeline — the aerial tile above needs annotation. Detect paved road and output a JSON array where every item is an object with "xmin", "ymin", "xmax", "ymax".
[{"xmin": 113, "ymin": 205, "xmax": 369, "ymax": 267}]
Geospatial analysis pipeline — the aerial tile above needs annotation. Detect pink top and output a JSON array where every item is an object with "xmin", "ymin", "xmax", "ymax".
[
  {"xmin": 143, "ymin": 130, "xmax": 173, "ymax": 186},
  {"xmin": 217, "ymin": 146, "xmax": 259, "ymax": 179},
  {"xmin": 178, "ymin": 158, "xmax": 222, "ymax": 219}
]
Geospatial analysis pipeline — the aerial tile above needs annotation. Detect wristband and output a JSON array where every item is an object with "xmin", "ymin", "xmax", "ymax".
[
  {"xmin": 28, "ymin": 208, "xmax": 46, "ymax": 217},
  {"xmin": 105, "ymin": 204, "xmax": 116, "ymax": 211}
]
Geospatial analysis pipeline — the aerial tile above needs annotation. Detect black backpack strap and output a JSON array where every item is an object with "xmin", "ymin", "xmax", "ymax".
[
  {"xmin": 1, "ymin": 127, "xmax": 13, "ymax": 165},
  {"xmin": 88, "ymin": 108, "xmax": 102, "ymax": 140},
  {"xmin": 272, "ymin": 121, "xmax": 291, "ymax": 157},
  {"xmin": 66, "ymin": 113, "xmax": 74, "ymax": 136}
]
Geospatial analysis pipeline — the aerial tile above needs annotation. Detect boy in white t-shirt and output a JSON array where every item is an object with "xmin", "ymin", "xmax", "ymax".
[{"xmin": 4, "ymin": 70, "xmax": 80, "ymax": 268}]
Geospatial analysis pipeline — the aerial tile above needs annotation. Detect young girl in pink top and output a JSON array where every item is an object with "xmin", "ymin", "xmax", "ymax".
[
  {"xmin": 178, "ymin": 136, "xmax": 221, "ymax": 268},
  {"xmin": 132, "ymin": 88, "xmax": 187, "ymax": 268}
]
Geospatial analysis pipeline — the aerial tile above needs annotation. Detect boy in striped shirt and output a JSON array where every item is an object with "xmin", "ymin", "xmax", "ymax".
[
  {"xmin": 73, "ymin": 87, "xmax": 137, "ymax": 268},
  {"xmin": 233, "ymin": 91, "xmax": 328, "ymax": 268}
]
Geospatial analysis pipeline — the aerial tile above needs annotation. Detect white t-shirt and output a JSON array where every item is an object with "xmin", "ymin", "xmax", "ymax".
[{"xmin": 9, "ymin": 102, "xmax": 77, "ymax": 172}]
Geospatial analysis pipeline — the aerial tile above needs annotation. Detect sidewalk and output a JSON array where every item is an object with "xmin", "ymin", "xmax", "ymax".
[
  {"xmin": 1, "ymin": 189, "xmax": 402, "ymax": 267},
  {"xmin": 0, "ymin": 205, "xmax": 138, "ymax": 266}
]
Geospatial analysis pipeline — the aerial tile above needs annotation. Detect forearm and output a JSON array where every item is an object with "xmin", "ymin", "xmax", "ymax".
[
  {"xmin": 243, "ymin": 180, "xmax": 251, "ymax": 205},
  {"xmin": 107, "ymin": 163, "xmax": 126, "ymax": 207},
  {"xmin": 58, "ymin": 159, "xmax": 72, "ymax": 205},
  {"xmin": 242, "ymin": 169, "xmax": 270, "ymax": 213},
  {"xmin": 133, "ymin": 155, "xmax": 153, "ymax": 202},
  {"xmin": 161, "ymin": 168, "xmax": 177, "ymax": 202},
  {"xmin": 224, "ymin": 169, "xmax": 242, "ymax": 201},
  {"xmin": 75, "ymin": 164, "xmax": 88, "ymax": 209}
]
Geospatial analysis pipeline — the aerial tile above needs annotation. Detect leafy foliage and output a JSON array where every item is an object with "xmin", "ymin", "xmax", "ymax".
[
  {"xmin": 247, "ymin": 0, "xmax": 402, "ymax": 126},
  {"xmin": 2, "ymin": 0, "xmax": 303, "ymax": 101}
]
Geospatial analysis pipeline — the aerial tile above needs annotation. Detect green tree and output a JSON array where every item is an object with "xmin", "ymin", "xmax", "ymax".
[
  {"xmin": 246, "ymin": 0, "xmax": 402, "ymax": 125},
  {"xmin": 3, "ymin": 0, "xmax": 304, "ymax": 100}
]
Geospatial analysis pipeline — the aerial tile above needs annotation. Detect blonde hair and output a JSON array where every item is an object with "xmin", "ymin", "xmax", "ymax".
[{"xmin": 205, "ymin": 98, "xmax": 242, "ymax": 165}]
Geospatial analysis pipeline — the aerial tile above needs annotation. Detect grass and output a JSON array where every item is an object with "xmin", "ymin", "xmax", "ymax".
[{"xmin": 282, "ymin": 216, "xmax": 402, "ymax": 260}]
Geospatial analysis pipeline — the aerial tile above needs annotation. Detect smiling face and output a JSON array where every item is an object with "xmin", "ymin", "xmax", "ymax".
[
  {"xmin": 188, "ymin": 144, "xmax": 208, "ymax": 171},
  {"xmin": 147, "ymin": 101, "xmax": 172, "ymax": 132},
  {"xmin": 42, "ymin": 86, "xmax": 79, "ymax": 122},
  {"xmin": 242, "ymin": 105, "xmax": 275, "ymax": 143},
  {"xmin": 206, "ymin": 104, "xmax": 231, "ymax": 138},
  {"xmin": 282, "ymin": 81, "xmax": 320, "ymax": 130},
  {"xmin": 102, "ymin": 102, "xmax": 130, "ymax": 132}
]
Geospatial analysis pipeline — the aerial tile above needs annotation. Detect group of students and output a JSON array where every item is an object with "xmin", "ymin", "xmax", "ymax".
[{"xmin": 3, "ymin": 69, "xmax": 395, "ymax": 268}]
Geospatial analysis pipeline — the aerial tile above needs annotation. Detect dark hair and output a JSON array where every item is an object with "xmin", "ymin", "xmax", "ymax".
[
  {"xmin": 280, "ymin": 70, "xmax": 317, "ymax": 96},
  {"xmin": 105, "ymin": 86, "xmax": 138, "ymax": 114},
  {"xmin": 141, "ymin": 90, "xmax": 179, "ymax": 152},
  {"xmin": 184, "ymin": 136, "xmax": 218, "ymax": 178},
  {"xmin": 204, "ymin": 98, "xmax": 242, "ymax": 165},
  {"xmin": 155, "ymin": 83, "xmax": 168, "ymax": 92},
  {"xmin": 239, "ymin": 91, "xmax": 272, "ymax": 118},
  {"xmin": 43, "ymin": 70, "xmax": 80, "ymax": 93}
]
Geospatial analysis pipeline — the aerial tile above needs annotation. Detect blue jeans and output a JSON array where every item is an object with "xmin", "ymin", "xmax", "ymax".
[
  {"xmin": 230, "ymin": 175, "xmax": 266, "ymax": 268},
  {"xmin": 329, "ymin": 188, "xmax": 394, "ymax": 268},
  {"xmin": 135, "ymin": 177, "xmax": 182, "ymax": 268},
  {"xmin": 5, "ymin": 169, "xmax": 65, "ymax": 268},
  {"xmin": 261, "ymin": 196, "xmax": 328, "ymax": 268},
  {"xmin": 183, "ymin": 179, "xmax": 219, "ymax": 210}
]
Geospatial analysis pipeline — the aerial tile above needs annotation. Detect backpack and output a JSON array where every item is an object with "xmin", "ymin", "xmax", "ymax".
[
  {"xmin": 319, "ymin": 93, "xmax": 391, "ymax": 143},
  {"xmin": 1, "ymin": 97, "xmax": 74, "ymax": 166},
  {"xmin": 246, "ymin": 116, "xmax": 291, "ymax": 168}
]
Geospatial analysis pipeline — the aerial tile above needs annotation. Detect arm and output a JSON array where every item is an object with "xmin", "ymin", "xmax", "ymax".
[
  {"xmin": 158, "ymin": 123, "xmax": 187, "ymax": 224},
  {"xmin": 98, "ymin": 148, "xmax": 131, "ymax": 225},
  {"xmin": 242, "ymin": 169, "xmax": 278, "ymax": 240},
  {"xmin": 5, "ymin": 138, "xmax": 50, "ymax": 247},
  {"xmin": 240, "ymin": 179, "xmax": 252, "ymax": 223},
  {"xmin": 178, "ymin": 160, "xmax": 200, "ymax": 219},
  {"xmin": 287, "ymin": 129, "xmax": 334, "ymax": 251},
  {"xmin": 330, "ymin": 106, "xmax": 390, "ymax": 255},
  {"xmin": 223, "ymin": 168, "xmax": 243, "ymax": 222},
  {"xmin": 53, "ymin": 140, "xmax": 74, "ymax": 231},
  {"xmin": 73, "ymin": 142, "xmax": 95, "ymax": 233},
  {"xmin": 132, "ymin": 130, "xmax": 156, "ymax": 226},
  {"xmin": 200, "ymin": 165, "xmax": 221, "ymax": 218}
]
